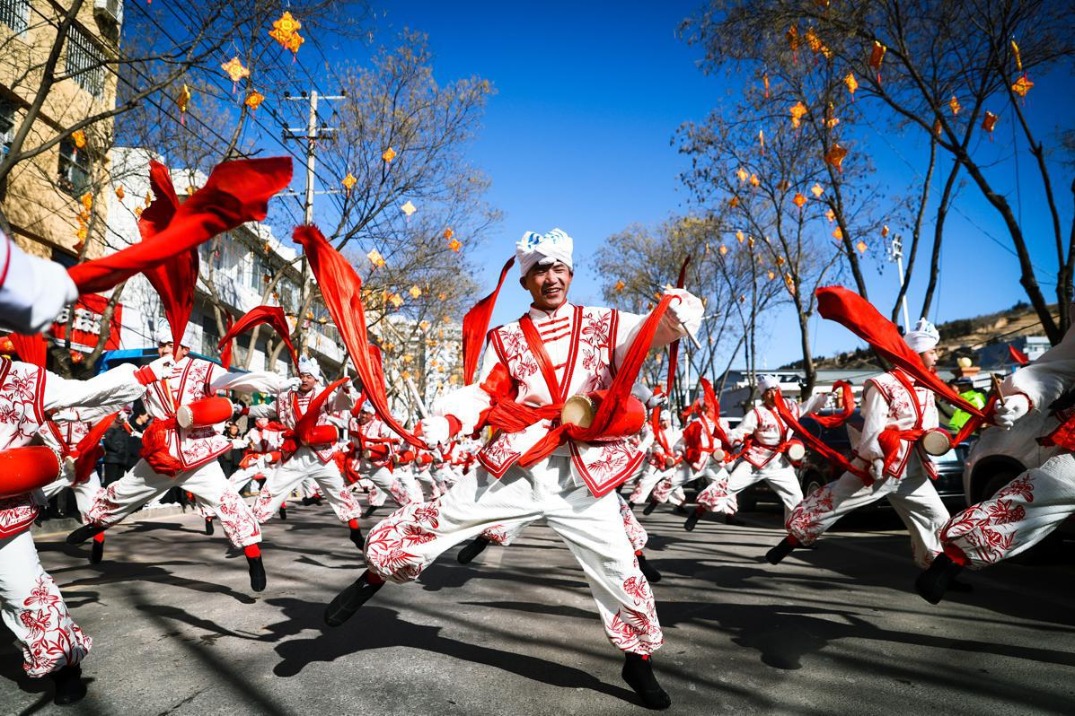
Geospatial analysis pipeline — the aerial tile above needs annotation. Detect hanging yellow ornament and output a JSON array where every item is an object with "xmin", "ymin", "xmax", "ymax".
[
  {"xmin": 844, "ymin": 71, "xmax": 858, "ymax": 99},
  {"xmin": 856, "ymin": 240, "xmax": 867, "ymax": 253},
  {"xmin": 736, "ymin": 167, "xmax": 749, "ymax": 183},
  {"xmin": 221, "ymin": 57, "xmax": 250, "ymax": 84},
  {"xmin": 790, "ymin": 101, "xmax": 808, "ymax": 129},
  {"xmin": 948, "ymin": 95, "xmax": 962, "ymax": 116},
  {"xmin": 382, "ymin": 147, "xmax": 397, "ymax": 163},
  {"xmin": 758, "ymin": 129, "xmax": 766, "ymax": 152},
  {"xmin": 736, "ymin": 230, "xmax": 745, "ymax": 243},
  {"xmin": 401, "ymin": 200, "xmax": 416, "ymax": 216},
  {"xmin": 176, "ymin": 84, "xmax": 192, "ymax": 124},
  {"xmin": 811, "ymin": 183, "xmax": 825, "ymax": 198},
  {"xmin": 1010, "ymin": 38, "xmax": 1023, "ymax": 72},
  {"xmin": 409, "ymin": 285, "xmax": 422, "ymax": 299},
  {"xmin": 367, "ymin": 249, "xmax": 386, "ymax": 268},
  {"xmin": 719, "ymin": 244, "xmax": 728, "ymax": 256},
  {"xmin": 767, "ymin": 270, "xmax": 776, "ymax": 280},
  {"xmin": 71, "ymin": 129, "xmax": 87, "ymax": 149},
  {"xmin": 285, "ymin": 33, "xmax": 304, "ymax": 54},
  {"xmin": 749, "ymin": 173, "xmax": 760, "ymax": 187},
  {"xmin": 833, "ymin": 226, "xmax": 843, "ymax": 240},
  {"xmin": 245, "ymin": 90, "xmax": 265, "ymax": 111},
  {"xmin": 80, "ymin": 192, "xmax": 93, "ymax": 211},
  {"xmin": 341, "ymin": 172, "xmax": 357, "ymax": 193}
]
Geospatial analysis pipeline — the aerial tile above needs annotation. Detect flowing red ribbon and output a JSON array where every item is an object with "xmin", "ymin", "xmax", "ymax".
[
  {"xmin": 71, "ymin": 412, "xmax": 118, "ymax": 484},
  {"xmin": 217, "ymin": 305, "xmax": 298, "ymax": 371},
  {"xmin": 816, "ymin": 286, "xmax": 986, "ymax": 418},
  {"xmin": 293, "ymin": 225, "xmax": 424, "ymax": 449},
  {"xmin": 462, "ymin": 257, "xmax": 515, "ymax": 385},
  {"xmin": 1008, "ymin": 344, "xmax": 1030, "ymax": 366},
  {"xmin": 9, "ymin": 333, "xmax": 46, "ymax": 368},
  {"xmin": 771, "ymin": 390, "xmax": 868, "ymax": 483},
  {"xmin": 810, "ymin": 381, "xmax": 855, "ymax": 429},
  {"xmin": 68, "ymin": 157, "xmax": 293, "ymax": 295}
]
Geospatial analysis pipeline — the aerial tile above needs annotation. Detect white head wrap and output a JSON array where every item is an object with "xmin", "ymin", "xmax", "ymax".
[
  {"xmin": 298, "ymin": 356, "xmax": 322, "ymax": 380},
  {"xmin": 155, "ymin": 318, "xmax": 196, "ymax": 348},
  {"xmin": 515, "ymin": 228, "xmax": 574, "ymax": 276},
  {"xmin": 904, "ymin": 318, "xmax": 940, "ymax": 354},
  {"xmin": 758, "ymin": 374, "xmax": 781, "ymax": 392}
]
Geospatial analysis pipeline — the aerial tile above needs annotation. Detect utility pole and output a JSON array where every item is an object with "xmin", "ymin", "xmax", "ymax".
[
  {"xmin": 889, "ymin": 233, "xmax": 912, "ymax": 330},
  {"xmin": 282, "ymin": 89, "xmax": 344, "ymax": 356}
]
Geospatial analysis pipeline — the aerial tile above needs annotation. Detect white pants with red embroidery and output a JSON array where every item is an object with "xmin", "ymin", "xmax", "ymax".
[
  {"xmin": 365, "ymin": 457, "xmax": 664, "ymax": 655},
  {"xmin": 785, "ymin": 459, "xmax": 949, "ymax": 568},
  {"xmin": 41, "ymin": 470, "xmax": 103, "ymax": 517},
  {"xmin": 0, "ymin": 530, "xmax": 92, "ymax": 677},
  {"xmin": 698, "ymin": 458, "xmax": 799, "ymax": 518},
  {"xmin": 360, "ymin": 462, "xmax": 420, "ymax": 507},
  {"xmin": 252, "ymin": 448, "xmax": 361, "ymax": 524},
  {"xmin": 652, "ymin": 462, "xmax": 727, "ymax": 507},
  {"xmin": 350, "ymin": 478, "xmax": 387, "ymax": 507},
  {"xmin": 479, "ymin": 493, "xmax": 649, "ymax": 552},
  {"xmin": 628, "ymin": 463, "xmax": 674, "ymax": 504},
  {"xmin": 86, "ymin": 458, "xmax": 262, "ymax": 548},
  {"xmin": 940, "ymin": 454, "xmax": 1075, "ymax": 568}
]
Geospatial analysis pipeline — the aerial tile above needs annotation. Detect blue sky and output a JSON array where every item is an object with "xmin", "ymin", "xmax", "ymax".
[{"xmin": 342, "ymin": 1, "xmax": 1074, "ymax": 369}]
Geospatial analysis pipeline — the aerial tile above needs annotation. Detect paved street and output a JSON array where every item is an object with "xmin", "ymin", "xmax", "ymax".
[{"xmin": 3, "ymin": 499, "xmax": 1074, "ymax": 715}]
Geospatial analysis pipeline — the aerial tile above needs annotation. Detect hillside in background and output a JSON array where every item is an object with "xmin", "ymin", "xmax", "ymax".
[{"xmin": 781, "ymin": 301, "xmax": 1058, "ymax": 370}]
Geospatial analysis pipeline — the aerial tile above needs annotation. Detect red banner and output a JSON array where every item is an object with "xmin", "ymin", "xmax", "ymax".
[{"xmin": 50, "ymin": 293, "xmax": 122, "ymax": 351}]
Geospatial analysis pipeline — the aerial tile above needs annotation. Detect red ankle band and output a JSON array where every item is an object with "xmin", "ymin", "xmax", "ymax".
[
  {"xmin": 243, "ymin": 545, "xmax": 261, "ymax": 558},
  {"xmin": 93, "ymin": 532, "xmax": 106, "ymax": 543},
  {"xmin": 366, "ymin": 571, "xmax": 386, "ymax": 585},
  {"xmin": 787, "ymin": 535, "xmax": 801, "ymax": 547},
  {"xmin": 348, "ymin": 519, "xmax": 359, "ymax": 530}
]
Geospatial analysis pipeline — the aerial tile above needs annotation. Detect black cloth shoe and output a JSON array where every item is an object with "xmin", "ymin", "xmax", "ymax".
[
  {"xmin": 301, "ymin": 496, "xmax": 313, "ymax": 506},
  {"xmin": 313, "ymin": 495, "xmax": 323, "ymax": 505},
  {"xmin": 350, "ymin": 527, "xmax": 364, "ymax": 550},
  {"xmin": 204, "ymin": 518, "xmax": 215, "ymax": 536},
  {"xmin": 66, "ymin": 524, "xmax": 105, "ymax": 545},
  {"xmin": 90, "ymin": 538, "xmax": 104, "ymax": 565},
  {"xmin": 51, "ymin": 664, "xmax": 87, "ymax": 706},
  {"xmin": 672, "ymin": 504, "xmax": 689, "ymax": 516},
  {"xmin": 684, "ymin": 510, "xmax": 702, "ymax": 532},
  {"xmin": 457, "ymin": 537, "xmax": 490, "ymax": 565},
  {"xmin": 622, "ymin": 653, "xmax": 671, "ymax": 710},
  {"xmin": 915, "ymin": 554, "xmax": 963, "ymax": 605},
  {"xmin": 324, "ymin": 572, "xmax": 383, "ymax": 626},
  {"xmin": 363, "ymin": 504, "xmax": 379, "ymax": 518},
  {"xmin": 247, "ymin": 555, "xmax": 267, "ymax": 592},
  {"xmin": 642, "ymin": 500, "xmax": 659, "ymax": 516},
  {"xmin": 765, "ymin": 537, "xmax": 796, "ymax": 565},
  {"xmin": 279, "ymin": 506, "xmax": 288, "ymax": 521},
  {"xmin": 637, "ymin": 554, "xmax": 662, "ymax": 584}
]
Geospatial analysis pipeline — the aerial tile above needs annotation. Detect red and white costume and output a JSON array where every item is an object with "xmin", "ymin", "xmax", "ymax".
[
  {"xmin": 699, "ymin": 391, "xmax": 826, "ymax": 518},
  {"xmin": 84, "ymin": 356, "xmax": 283, "ymax": 549},
  {"xmin": 350, "ymin": 412, "xmax": 419, "ymax": 506},
  {"xmin": 0, "ymin": 358, "xmax": 142, "ymax": 678},
  {"xmin": 250, "ymin": 382, "xmax": 362, "ymax": 525},
  {"xmin": 786, "ymin": 369, "xmax": 949, "ymax": 567},
  {"xmin": 38, "ymin": 406, "xmax": 116, "ymax": 517},
  {"xmin": 628, "ymin": 419, "xmax": 682, "ymax": 505},
  {"xmin": 228, "ymin": 422, "xmax": 285, "ymax": 494},
  {"xmin": 651, "ymin": 414, "xmax": 729, "ymax": 507},
  {"xmin": 364, "ymin": 293, "xmax": 698, "ymax": 656},
  {"xmin": 939, "ymin": 324, "xmax": 1075, "ymax": 568}
]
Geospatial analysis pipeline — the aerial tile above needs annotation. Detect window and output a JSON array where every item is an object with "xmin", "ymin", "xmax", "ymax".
[
  {"xmin": 58, "ymin": 138, "xmax": 91, "ymax": 195},
  {"xmin": 248, "ymin": 253, "xmax": 270, "ymax": 291},
  {"xmin": 65, "ymin": 25, "xmax": 105, "ymax": 97},
  {"xmin": 0, "ymin": 97, "xmax": 15, "ymax": 158},
  {"xmin": 0, "ymin": 0, "xmax": 29, "ymax": 33}
]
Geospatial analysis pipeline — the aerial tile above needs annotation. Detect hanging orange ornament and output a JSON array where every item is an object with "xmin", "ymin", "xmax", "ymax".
[
  {"xmin": 448, "ymin": 238, "xmax": 462, "ymax": 252},
  {"xmin": 270, "ymin": 11, "xmax": 303, "ymax": 54},
  {"xmin": 869, "ymin": 40, "xmax": 886, "ymax": 83},
  {"xmin": 824, "ymin": 143, "xmax": 848, "ymax": 172},
  {"xmin": 614, "ymin": 280, "xmax": 626, "ymax": 292},
  {"xmin": 382, "ymin": 147, "xmax": 397, "ymax": 163},
  {"xmin": 789, "ymin": 101, "xmax": 808, "ymax": 129},
  {"xmin": 719, "ymin": 244, "xmax": 728, "ymax": 256},
  {"xmin": 443, "ymin": 228, "xmax": 454, "ymax": 240},
  {"xmin": 982, "ymin": 111, "xmax": 998, "ymax": 135},
  {"xmin": 825, "ymin": 102, "xmax": 840, "ymax": 129},
  {"xmin": 762, "ymin": 73, "xmax": 770, "ymax": 99},
  {"xmin": 341, "ymin": 172, "xmax": 357, "ymax": 193},
  {"xmin": 728, "ymin": 196, "xmax": 740, "ymax": 209},
  {"xmin": 856, "ymin": 240, "xmax": 867, "ymax": 253},
  {"xmin": 80, "ymin": 192, "xmax": 93, "ymax": 211},
  {"xmin": 735, "ymin": 230, "xmax": 745, "ymax": 243},
  {"xmin": 792, "ymin": 192, "xmax": 806, "ymax": 209},
  {"xmin": 115, "ymin": 185, "xmax": 125, "ymax": 200},
  {"xmin": 833, "ymin": 227, "xmax": 843, "ymax": 240},
  {"xmin": 825, "ymin": 208, "xmax": 835, "ymax": 222},
  {"xmin": 221, "ymin": 56, "xmax": 250, "ymax": 84},
  {"xmin": 758, "ymin": 129, "xmax": 766, "ymax": 152},
  {"xmin": 786, "ymin": 26, "xmax": 800, "ymax": 52},
  {"xmin": 749, "ymin": 173, "xmax": 760, "ymax": 188},
  {"xmin": 948, "ymin": 95, "xmax": 962, "ymax": 116},
  {"xmin": 767, "ymin": 270, "xmax": 776, "ymax": 280},
  {"xmin": 71, "ymin": 129, "xmax": 87, "ymax": 149},
  {"xmin": 367, "ymin": 249, "xmax": 386, "ymax": 268},
  {"xmin": 933, "ymin": 118, "xmax": 943, "ymax": 136},
  {"xmin": 881, "ymin": 225, "xmax": 890, "ymax": 237},
  {"xmin": 244, "ymin": 90, "xmax": 265, "ymax": 110},
  {"xmin": 1011, "ymin": 74, "xmax": 1034, "ymax": 98}
]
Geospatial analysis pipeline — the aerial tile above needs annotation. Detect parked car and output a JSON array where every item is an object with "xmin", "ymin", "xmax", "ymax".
[
  {"xmin": 739, "ymin": 409, "xmax": 968, "ymax": 512},
  {"xmin": 962, "ymin": 408, "xmax": 1061, "ymax": 504}
]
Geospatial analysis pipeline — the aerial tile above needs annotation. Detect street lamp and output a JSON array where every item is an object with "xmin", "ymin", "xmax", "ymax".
[{"xmin": 888, "ymin": 233, "xmax": 912, "ymax": 331}]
